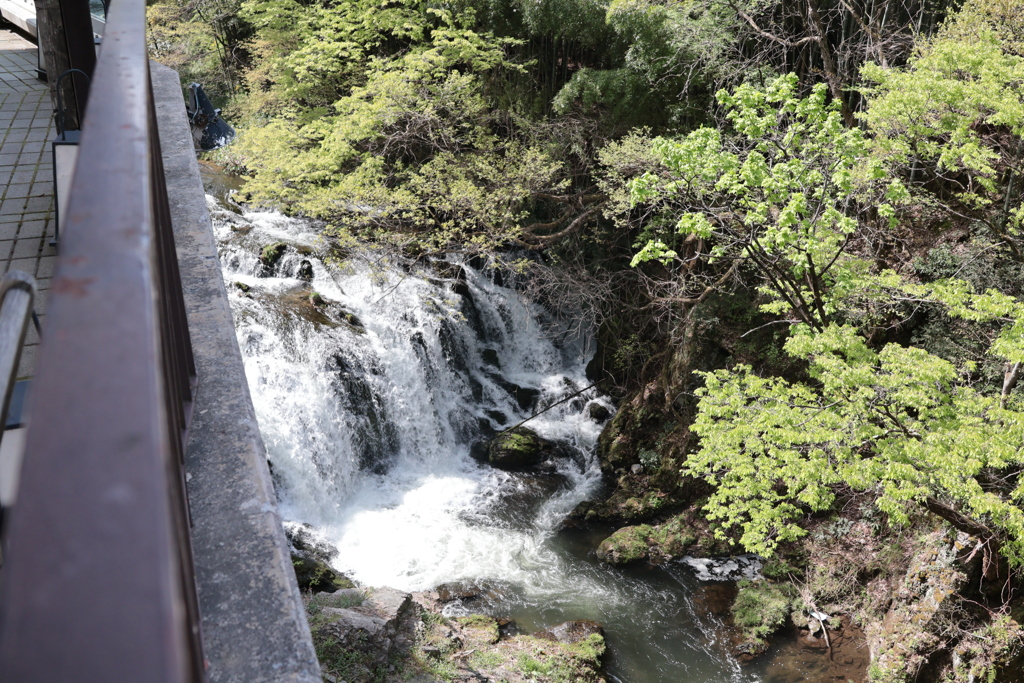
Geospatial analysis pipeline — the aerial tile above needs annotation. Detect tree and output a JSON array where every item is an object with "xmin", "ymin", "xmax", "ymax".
[
  {"xmin": 624, "ymin": 73, "xmax": 905, "ymax": 329},
  {"xmin": 861, "ymin": 0, "xmax": 1024, "ymax": 261},
  {"xmin": 688, "ymin": 319, "xmax": 1024, "ymax": 564},
  {"xmin": 235, "ymin": 6, "xmax": 579, "ymax": 252}
]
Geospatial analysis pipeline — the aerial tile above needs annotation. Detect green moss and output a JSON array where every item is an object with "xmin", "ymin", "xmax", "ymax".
[
  {"xmin": 291, "ymin": 554, "xmax": 354, "ymax": 592},
  {"xmin": 455, "ymin": 614, "xmax": 499, "ymax": 644},
  {"xmin": 469, "ymin": 649, "xmax": 504, "ymax": 669},
  {"xmin": 761, "ymin": 557, "xmax": 800, "ymax": 580},
  {"xmin": 648, "ymin": 516, "xmax": 697, "ymax": 556},
  {"xmin": 567, "ymin": 633, "xmax": 606, "ymax": 663},
  {"xmin": 487, "ymin": 427, "xmax": 547, "ymax": 469},
  {"xmin": 597, "ymin": 524, "xmax": 653, "ymax": 564},
  {"xmin": 517, "ymin": 654, "xmax": 554, "ymax": 675},
  {"xmin": 260, "ymin": 242, "xmax": 288, "ymax": 267},
  {"xmin": 732, "ymin": 580, "xmax": 794, "ymax": 643}
]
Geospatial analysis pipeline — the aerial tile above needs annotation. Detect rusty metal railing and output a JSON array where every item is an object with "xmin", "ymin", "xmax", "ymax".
[{"xmin": 0, "ymin": 0, "xmax": 205, "ymax": 680}]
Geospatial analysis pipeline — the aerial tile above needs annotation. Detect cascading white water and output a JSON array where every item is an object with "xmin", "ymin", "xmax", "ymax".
[
  {"xmin": 209, "ymin": 193, "xmax": 764, "ymax": 683},
  {"xmin": 213, "ymin": 198, "xmax": 611, "ymax": 591}
]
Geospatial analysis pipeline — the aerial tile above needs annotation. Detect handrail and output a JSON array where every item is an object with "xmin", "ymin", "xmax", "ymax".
[
  {"xmin": 0, "ymin": 271, "xmax": 35, "ymax": 444},
  {"xmin": 0, "ymin": 0, "xmax": 204, "ymax": 680}
]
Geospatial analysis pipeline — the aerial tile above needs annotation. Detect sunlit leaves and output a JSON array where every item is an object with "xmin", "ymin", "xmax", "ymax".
[
  {"xmin": 689, "ymin": 324, "xmax": 1024, "ymax": 563},
  {"xmin": 625, "ymin": 74, "xmax": 904, "ymax": 327}
]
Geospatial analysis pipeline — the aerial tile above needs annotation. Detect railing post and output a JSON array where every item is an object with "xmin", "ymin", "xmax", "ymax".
[{"xmin": 34, "ymin": 0, "xmax": 96, "ymax": 128}]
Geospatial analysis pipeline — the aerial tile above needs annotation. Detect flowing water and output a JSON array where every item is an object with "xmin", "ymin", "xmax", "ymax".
[{"xmin": 204, "ymin": 170, "xmax": 860, "ymax": 682}]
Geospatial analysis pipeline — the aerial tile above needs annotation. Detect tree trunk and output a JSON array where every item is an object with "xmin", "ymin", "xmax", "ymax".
[{"xmin": 806, "ymin": 0, "xmax": 856, "ymax": 127}]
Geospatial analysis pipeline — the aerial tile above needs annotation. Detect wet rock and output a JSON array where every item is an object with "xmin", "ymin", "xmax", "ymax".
[
  {"xmin": 432, "ymin": 580, "xmax": 509, "ymax": 616},
  {"xmin": 485, "ymin": 410, "xmax": 507, "ymax": 426},
  {"xmin": 286, "ymin": 526, "xmax": 355, "ymax": 593},
  {"xmin": 535, "ymin": 620, "xmax": 603, "ymax": 645},
  {"xmin": 296, "ymin": 259, "xmax": 314, "ymax": 281},
  {"xmin": 481, "ymin": 348, "xmax": 500, "ymax": 368},
  {"xmin": 291, "ymin": 554, "xmax": 355, "ymax": 593},
  {"xmin": 469, "ymin": 440, "xmax": 490, "ymax": 463},
  {"xmin": 260, "ymin": 242, "xmax": 288, "ymax": 269},
  {"xmin": 485, "ymin": 427, "xmax": 553, "ymax": 470},
  {"xmin": 486, "ymin": 472, "xmax": 570, "ymax": 529},
  {"xmin": 233, "ymin": 281, "xmax": 250, "ymax": 293},
  {"xmin": 596, "ymin": 516, "xmax": 699, "ymax": 565},
  {"xmin": 309, "ymin": 292, "xmax": 325, "ymax": 306},
  {"xmin": 340, "ymin": 310, "xmax": 363, "ymax": 329},
  {"xmin": 488, "ymin": 374, "xmax": 541, "ymax": 411},
  {"xmin": 513, "ymin": 385, "xmax": 541, "ymax": 411},
  {"xmin": 588, "ymin": 402, "xmax": 611, "ymax": 422},
  {"xmin": 436, "ymin": 582, "xmax": 486, "ymax": 603}
]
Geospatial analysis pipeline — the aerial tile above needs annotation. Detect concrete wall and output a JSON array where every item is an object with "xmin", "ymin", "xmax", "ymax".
[{"xmin": 151, "ymin": 61, "xmax": 321, "ymax": 683}]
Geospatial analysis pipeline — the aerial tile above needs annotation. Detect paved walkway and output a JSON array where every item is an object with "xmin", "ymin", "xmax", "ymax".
[{"xmin": 0, "ymin": 30, "xmax": 56, "ymax": 379}]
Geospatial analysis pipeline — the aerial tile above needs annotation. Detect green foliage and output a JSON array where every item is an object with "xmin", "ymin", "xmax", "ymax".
[
  {"xmin": 861, "ymin": 0, "xmax": 1024, "ymax": 255},
  {"xmin": 689, "ymin": 322, "xmax": 1024, "ymax": 562},
  {"xmin": 148, "ymin": 0, "xmax": 248, "ymax": 105},
  {"xmin": 238, "ymin": 0, "xmax": 436, "ymax": 115},
  {"xmin": 235, "ymin": 4, "xmax": 573, "ymax": 251},
  {"xmin": 552, "ymin": 0, "xmax": 738, "ymax": 128},
  {"xmin": 625, "ymin": 73, "xmax": 906, "ymax": 329}
]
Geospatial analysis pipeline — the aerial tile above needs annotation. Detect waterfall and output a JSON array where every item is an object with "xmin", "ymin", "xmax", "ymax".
[
  {"xmin": 213, "ymin": 199, "xmax": 610, "ymax": 590},
  {"xmin": 209, "ymin": 195, "xmax": 760, "ymax": 683}
]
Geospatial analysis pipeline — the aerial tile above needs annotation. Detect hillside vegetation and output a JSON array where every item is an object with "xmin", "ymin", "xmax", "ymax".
[{"xmin": 151, "ymin": 0, "xmax": 1024, "ymax": 678}]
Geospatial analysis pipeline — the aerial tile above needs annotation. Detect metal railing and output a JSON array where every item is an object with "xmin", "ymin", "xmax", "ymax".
[
  {"xmin": 0, "ymin": 272, "xmax": 35, "ymax": 440},
  {"xmin": 0, "ymin": 0, "xmax": 204, "ymax": 680}
]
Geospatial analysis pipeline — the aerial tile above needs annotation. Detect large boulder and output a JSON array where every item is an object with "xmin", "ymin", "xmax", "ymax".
[
  {"xmin": 483, "ymin": 427, "xmax": 552, "ymax": 470},
  {"xmin": 308, "ymin": 587, "xmax": 419, "ymax": 681}
]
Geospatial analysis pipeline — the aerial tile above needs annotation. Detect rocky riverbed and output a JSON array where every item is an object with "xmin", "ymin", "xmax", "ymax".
[{"xmin": 305, "ymin": 584, "xmax": 607, "ymax": 683}]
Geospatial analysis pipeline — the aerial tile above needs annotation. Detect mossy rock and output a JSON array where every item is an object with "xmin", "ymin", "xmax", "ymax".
[
  {"xmin": 486, "ymin": 427, "xmax": 551, "ymax": 470},
  {"xmin": 731, "ymin": 579, "xmax": 793, "ymax": 647},
  {"xmin": 597, "ymin": 524, "xmax": 654, "ymax": 564},
  {"xmin": 291, "ymin": 553, "xmax": 355, "ymax": 593},
  {"xmin": 596, "ymin": 516, "xmax": 698, "ymax": 565},
  {"xmin": 260, "ymin": 242, "xmax": 288, "ymax": 268},
  {"xmin": 456, "ymin": 614, "xmax": 500, "ymax": 644},
  {"xmin": 287, "ymin": 525, "xmax": 355, "ymax": 593}
]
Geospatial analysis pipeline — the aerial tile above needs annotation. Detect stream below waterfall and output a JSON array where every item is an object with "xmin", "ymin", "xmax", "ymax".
[{"xmin": 203, "ymin": 164, "xmax": 867, "ymax": 683}]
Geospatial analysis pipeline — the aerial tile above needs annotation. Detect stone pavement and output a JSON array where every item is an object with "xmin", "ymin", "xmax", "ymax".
[{"xmin": 0, "ymin": 29, "xmax": 55, "ymax": 379}]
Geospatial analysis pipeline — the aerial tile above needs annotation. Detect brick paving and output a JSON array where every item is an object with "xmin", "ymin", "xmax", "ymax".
[{"xmin": 0, "ymin": 29, "xmax": 55, "ymax": 379}]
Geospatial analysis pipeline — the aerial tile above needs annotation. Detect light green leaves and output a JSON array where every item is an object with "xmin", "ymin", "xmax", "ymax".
[
  {"xmin": 689, "ymin": 322, "xmax": 1024, "ymax": 564},
  {"xmin": 625, "ymin": 74, "xmax": 904, "ymax": 328}
]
